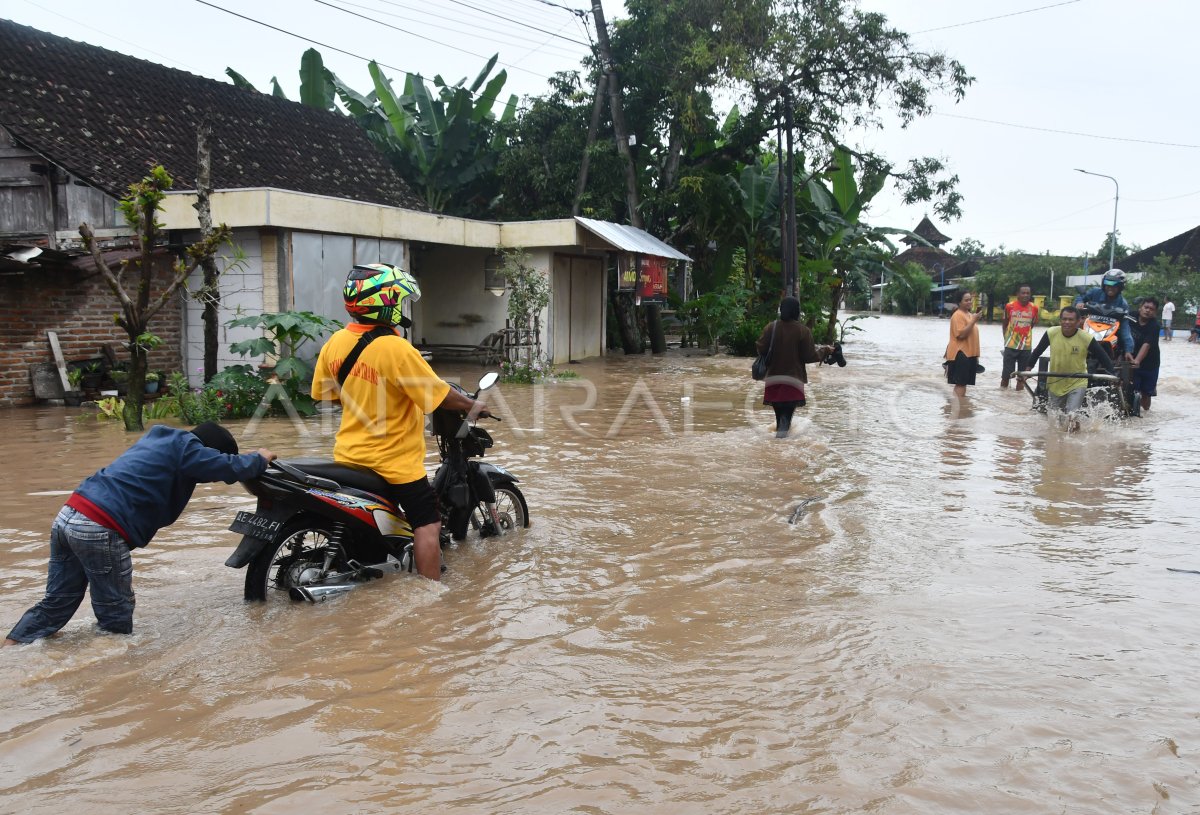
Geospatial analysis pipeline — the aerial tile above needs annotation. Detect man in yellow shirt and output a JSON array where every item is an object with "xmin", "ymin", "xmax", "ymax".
[
  {"xmin": 1024, "ymin": 306, "xmax": 1115, "ymax": 430},
  {"xmin": 311, "ymin": 264, "xmax": 490, "ymax": 580}
]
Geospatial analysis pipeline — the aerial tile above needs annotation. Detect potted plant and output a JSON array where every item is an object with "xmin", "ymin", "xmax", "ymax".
[
  {"xmin": 66, "ymin": 367, "xmax": 84, "ymax": 391},
  {"xmin": 109, "ymin": 369, "xmax": 130, "ymax": 395},
  {"xmin": 81, "ymin": 362, "xmax": 104, "ymax": 391},
  {"xmin": 144, "ymin": 371, "xmax": 161, "ymax": 394}
]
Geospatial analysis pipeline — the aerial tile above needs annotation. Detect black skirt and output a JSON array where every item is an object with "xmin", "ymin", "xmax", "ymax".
[{"xmin": 945, "ymin": 350, "xmax": 978, "ymax": 386}]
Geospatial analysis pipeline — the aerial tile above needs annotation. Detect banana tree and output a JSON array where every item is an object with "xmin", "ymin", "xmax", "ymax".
[
  {"xmin": 367, "ymin": 55, "xmax": 517, "ymax": 214},
  {"xmin": 796, "ymin": 146, "xmax": 913, "ymax": 341},
  {"xmin": 227, "ymin": 50, "xmax": 516, "ymax": 215},
  {"xmin": 726, "ymin": 158, "xmax": 781, "ymax": 290}
]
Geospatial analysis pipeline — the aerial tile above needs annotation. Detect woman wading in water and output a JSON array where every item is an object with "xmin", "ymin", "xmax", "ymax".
[{"xmin": 756, "ymin": 297, "xmax": 832, "ymax": 438}]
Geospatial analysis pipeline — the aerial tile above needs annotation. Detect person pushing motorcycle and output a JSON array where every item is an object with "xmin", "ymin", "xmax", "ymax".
[
  {"xmin": 311, "ymin": 264, "xmax": 491, "ymax": 581},
  {"xmin": 1073, "ymin": 268, "xmax": 1134, "ymax": 360}
]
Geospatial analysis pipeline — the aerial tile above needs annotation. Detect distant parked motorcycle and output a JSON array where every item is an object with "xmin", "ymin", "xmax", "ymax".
[{"xmin": 225, "ymin": 372, "xmax": 528, "ymax": 603}]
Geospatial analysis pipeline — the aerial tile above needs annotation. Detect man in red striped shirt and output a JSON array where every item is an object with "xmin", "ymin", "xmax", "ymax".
[{"xmin": 1001, "ymin": 285, "xmax": 1040, "ymax": 389}]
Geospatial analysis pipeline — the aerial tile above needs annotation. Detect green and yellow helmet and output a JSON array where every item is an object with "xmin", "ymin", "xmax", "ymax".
[{"xmin": 343, "ymin": 263, "xmax": 420, "ymax": 327}]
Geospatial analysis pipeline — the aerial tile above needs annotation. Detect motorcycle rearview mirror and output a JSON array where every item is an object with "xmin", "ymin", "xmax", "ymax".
[{"xmin": 477, "ymin": 372, "xmax": 499, "ymax": 392}]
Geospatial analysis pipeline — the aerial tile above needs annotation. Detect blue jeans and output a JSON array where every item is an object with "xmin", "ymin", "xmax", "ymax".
[{"xmin": 6, "ymin": 506, "xmax": 135, "ymax": 643}]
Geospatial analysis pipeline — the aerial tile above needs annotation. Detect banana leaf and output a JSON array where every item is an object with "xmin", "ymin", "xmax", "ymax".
[
  {"xmin": 225, "ymin": 68, "xmax": 258, "ymax": 92},
  {"xmin": 299, "ymin": 48, "xmax": 334, "ymax": 111}
]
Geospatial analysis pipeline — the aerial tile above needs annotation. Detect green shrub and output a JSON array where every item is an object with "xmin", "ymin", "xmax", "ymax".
[
  {"xmin": 501, "ymin": 356, "xmax": 551, "ymax": 384},
  {"xmin": 207, "ymin": 365, "xmax": 270, "ymax": 419},
  {"xmin": 171, "ymin": 372, "xmax": 223, "ymax": 424},
  {"xmin": 722, "ymin": 316, "xmax": 770, "ymax": 357}
]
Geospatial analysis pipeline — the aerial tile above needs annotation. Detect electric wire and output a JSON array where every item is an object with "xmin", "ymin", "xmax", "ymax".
[
  {"xmin": 193, "ymin": 0, "xmax": 414, "ymax": 75},
  {"xmin": 325, "ymin": 0, "xmax": 584, "ymax": 58},
  {"xmin": 15, "ymin": 0, "xmax": 206, "ymax": 75},
  {"xmin": 913, "ymin": 0, "xmax": 1083, "ymax": 34},
  {"xmin": 441, "ymin": 0, "xmax": 591, "ymax": 46},
  {"xmin": 514, "ymin": 0, "xmax": 588, "ymax": 13},
  {"xmin": 308, "ymin": 0, "xmax": 558, "ymax": 78},
  {"xmin": 932, "ymin": 111, "xmax": 1200, "ymax": 149}
]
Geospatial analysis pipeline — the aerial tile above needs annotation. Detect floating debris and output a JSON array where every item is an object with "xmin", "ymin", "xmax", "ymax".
[{"xmin": 788, "ymin": 497, "xmax": 819, "ymax": 524}]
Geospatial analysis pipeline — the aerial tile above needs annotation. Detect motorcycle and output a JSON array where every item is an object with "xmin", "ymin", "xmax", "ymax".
[
  {"xmin": 1019, "ymin": 299, "xmax": 1135, "ymax": 418},
  {"xmin": 1076, "ymin": 299, "xmax": 1138, "ymax": 416},
  {"xmin": 224, "ymin": 372, "xmax": 528, "ymax": 603},
  {"xmin": 1078, "ymin": 300, "xmax": 1126, "ymax": 361}
]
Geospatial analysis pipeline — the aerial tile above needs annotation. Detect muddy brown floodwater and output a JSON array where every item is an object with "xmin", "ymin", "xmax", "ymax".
[{"xmin": 1, "ymin": 314, "xmax": 1198, "ymax": 814}]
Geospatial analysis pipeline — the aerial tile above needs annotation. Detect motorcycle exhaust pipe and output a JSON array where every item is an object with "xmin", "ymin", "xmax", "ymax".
[{"xmin": 289, "ymin": 582, "xmax": 357, "ymax": 603}]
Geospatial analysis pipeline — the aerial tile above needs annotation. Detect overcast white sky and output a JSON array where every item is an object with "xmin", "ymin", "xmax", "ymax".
[{"xmin": 6, "ymin": 0, "xmax": 1197, "ymax": 260}]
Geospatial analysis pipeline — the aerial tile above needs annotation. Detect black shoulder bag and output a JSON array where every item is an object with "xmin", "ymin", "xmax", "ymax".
[
  {"xmin": 337, "ymin": 326, "xmax": 394, "ymax": 388},
  {"xmin": 751, "ymin": 321, "xmax": 777, "ymax": 381}
]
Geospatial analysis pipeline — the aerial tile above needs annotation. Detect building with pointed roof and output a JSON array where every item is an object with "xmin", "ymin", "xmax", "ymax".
[{"xmin": 893, "ymin": 215, "xmax": 957, "ymax": 272}]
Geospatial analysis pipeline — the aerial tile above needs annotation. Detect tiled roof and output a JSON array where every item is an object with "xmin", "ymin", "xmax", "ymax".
[
  {"xmin": 0, "ymin": 19, "xmax": 423, "ymax": 210},
  {"xmin": 902, "ymin": 215, "xmax": 951, "ymax": 246},
  {"xmin": 893, "ymin": 244, "xmax": 955, "ymax": 271}
]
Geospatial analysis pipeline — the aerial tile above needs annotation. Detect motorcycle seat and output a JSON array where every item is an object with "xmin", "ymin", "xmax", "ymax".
[{"xmin": 279, "ymin": 458, "xmax": 391, "ymax": 496}]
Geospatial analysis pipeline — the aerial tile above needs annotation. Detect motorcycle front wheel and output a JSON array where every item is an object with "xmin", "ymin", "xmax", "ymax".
[
  {"xmin": 244, "ymin": 518, "xmax": 334, "ymax": 601},
  {"xmin": 470, "ymin": 484, "xmax": 529, "ymax": 535}
]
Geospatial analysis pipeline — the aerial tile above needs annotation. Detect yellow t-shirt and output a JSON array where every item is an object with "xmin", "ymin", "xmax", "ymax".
[
  {"xmin": 1046, "ymin": 326, "xmax": 1092, "ymax": 397},
  {"xmin": 311, "ymin": 324, "xmax": 450, "ymax": 484}
]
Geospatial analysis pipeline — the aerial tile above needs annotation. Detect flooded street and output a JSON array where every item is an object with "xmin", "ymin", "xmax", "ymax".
[{"xmin": 1, "ymin": 313, "xmax": 1198, "ymax": 814}]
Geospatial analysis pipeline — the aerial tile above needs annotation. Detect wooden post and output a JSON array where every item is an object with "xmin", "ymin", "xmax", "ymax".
[{"xmin": 46, "ymin": 331, "xmax": 71, "ymax": 391}]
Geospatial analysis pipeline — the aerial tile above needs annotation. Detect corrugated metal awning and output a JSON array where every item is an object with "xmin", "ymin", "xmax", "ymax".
[{"xmin": 575, "ymin": 217, "xmax": 691, "ymax": 261}]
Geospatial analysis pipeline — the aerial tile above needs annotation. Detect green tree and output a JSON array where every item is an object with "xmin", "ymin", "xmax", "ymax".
[
  {"xmin": 973, "ymin": 252, "xmax": 1082, "ymax": 317},
  {"xmin": 793, "ymin": 146, "xmax": 908, "ymax": 340},
  {"xmin": 1126, "ymin": 253, "xmax": 1200, "ymax": 310},
  {"xmin": 80, "ymin": 167, "xmax": 232, "ymax": 431},
  {"xmin": 882, "ymin": 262, "xmax": 933, "ymax": 315},
  {"xmin": 229, "ymin": 49, "xmax": 516, "ymax": 216},
  {"xmin": 759, "ymin": 0, "xmax": 973, "ymax": 220},
  {"xmin": 952, "ymin": 237, "xmax": 987, "ymax": 259},
  {"xmin": 1094, "ymin": 231, "xmax": 1140, "ymax": 268},
  {"xmin": 366, "ymin": 56, "xmax": 517, "ymax": 215},
  {"xmin": 492, "ymin": 73, "xmax": 625, "ymax": 221}
]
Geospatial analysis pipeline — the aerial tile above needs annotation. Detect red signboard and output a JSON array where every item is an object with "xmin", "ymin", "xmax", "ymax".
[{"xmin": 637, "ymin": 256, "xmax": 669, "ymax": 301}]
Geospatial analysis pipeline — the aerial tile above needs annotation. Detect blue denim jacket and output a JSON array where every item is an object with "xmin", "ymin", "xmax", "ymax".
[{"xmin": 73, "ymin": 425, "xmax": 267, "ymax": 548}]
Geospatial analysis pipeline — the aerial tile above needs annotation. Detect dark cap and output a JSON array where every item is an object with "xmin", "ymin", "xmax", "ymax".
[{"xmin": 191, "ymin": 422, "xmax": 238, "ymax": 455}]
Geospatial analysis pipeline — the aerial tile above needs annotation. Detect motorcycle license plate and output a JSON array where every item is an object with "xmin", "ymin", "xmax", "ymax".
[{"xmin": 229, "ymin": 511, "xmax": 282, "ymax": 540}]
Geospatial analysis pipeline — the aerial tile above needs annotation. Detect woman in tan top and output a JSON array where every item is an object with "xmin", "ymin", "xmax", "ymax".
[{"xmin": 945, "ymin": 290, "xmax": 983, "ymax": 398}]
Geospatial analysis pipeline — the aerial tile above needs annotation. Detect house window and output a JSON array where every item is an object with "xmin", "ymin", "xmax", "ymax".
[{"xmin": 484, "ymin": 253, "xmax": 505, "ymax": 296}]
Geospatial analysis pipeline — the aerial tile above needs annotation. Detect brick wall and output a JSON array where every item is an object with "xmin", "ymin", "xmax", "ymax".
[{"xmin": 0, "ymin": 259, "xmax": 184, "ymax": 406}]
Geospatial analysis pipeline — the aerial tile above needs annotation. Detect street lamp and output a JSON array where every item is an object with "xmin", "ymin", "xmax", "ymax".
[
  {"xmin": 1075, "ymin": 168, "xmax": 1119, "ymax": 272},
  {"xmin": 933, "ymin": 263, "xmax": 945, "ymax": 317}
]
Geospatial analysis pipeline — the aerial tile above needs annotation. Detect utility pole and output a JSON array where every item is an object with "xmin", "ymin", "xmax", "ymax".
[
  {"xmin": 591, "ymin": 1, "xmax": 640, "ymax": 229},
  {"xmin": 590, "ymin": 0, "xmax": 665, "ymax": 353},
  {"xmin": 782, "ymin": 89, "xmax": 797, "ymax": 298},
  {"xmin": 776, "ymin": 110, "xmax": 788, "ymax": 294},
  {"xmin": 572, "ymin": 71, "xmax": 608, "ymax": 217}
]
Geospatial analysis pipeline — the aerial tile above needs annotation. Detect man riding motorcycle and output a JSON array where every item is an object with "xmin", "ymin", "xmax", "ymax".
[
  {"xmin": 310, "ymin": 263, "xmax": 491, "ymax": 581},
  {"xmin": 1073, "ymin": 268, "xmax": 1134, "ymax": 361}
]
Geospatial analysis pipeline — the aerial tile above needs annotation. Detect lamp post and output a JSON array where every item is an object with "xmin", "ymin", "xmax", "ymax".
[
  {"xmin": 933, "ymin": 263, "xmax": 944, "ymax": 317},
  {"xmin": 1075, "ymin": 168, "xmax": 1119, "ymax": 272}
]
